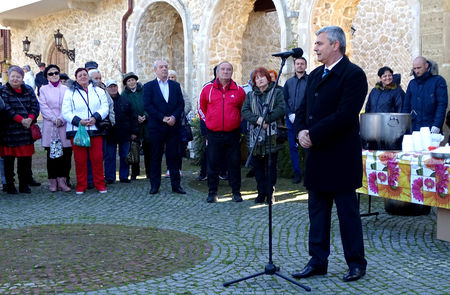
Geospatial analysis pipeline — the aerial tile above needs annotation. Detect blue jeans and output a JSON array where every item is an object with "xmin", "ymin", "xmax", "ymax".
[
  {"xmin": 104, "ymin": 140, "xmax": 131, "ymax": 181},
  {"xmin": 286, "ymin": 119, "xmax": 302, "ymax": 176}
]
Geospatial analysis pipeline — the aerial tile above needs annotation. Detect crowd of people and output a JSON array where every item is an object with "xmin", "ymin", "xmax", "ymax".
[{"xmin": 0, "ymin": 24, "xmax": 447, "ymax": 283}]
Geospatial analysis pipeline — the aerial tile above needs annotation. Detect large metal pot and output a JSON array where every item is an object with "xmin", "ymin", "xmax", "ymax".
[{"xmin": 360, "ymin": 113, "xmax": 411, "ymax": 150}]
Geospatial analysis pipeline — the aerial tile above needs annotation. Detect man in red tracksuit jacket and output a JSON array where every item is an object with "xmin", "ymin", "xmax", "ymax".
[{"xmin": 198, "ymin": 61, "xmax": 246, "ymax": 203}]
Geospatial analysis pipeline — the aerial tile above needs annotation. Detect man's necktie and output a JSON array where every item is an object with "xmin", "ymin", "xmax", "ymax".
[{"xmin": 322, "ymin": 68, "xmax": 330, "ymax": 78}]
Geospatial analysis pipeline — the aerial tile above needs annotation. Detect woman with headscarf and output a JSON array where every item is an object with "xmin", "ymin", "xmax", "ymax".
[
  {"xmin": 0, "ymin": 66, "xmax": 39, "ymax": 194},
  {"xmin": 39, "ymin": 64, "xmax": 72, "ymax": 192},
  {"xmin": 241, "ymin": 67, "xmax": 285, "ymax": 204},
  {"xmin": 62, "ymin": 68, "xmax": 109, "ymax": 194}
]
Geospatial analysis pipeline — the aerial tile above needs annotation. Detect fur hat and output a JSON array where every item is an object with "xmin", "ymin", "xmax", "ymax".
[{"xmin": 122, "ymin": 72, "xmax": 139, "ymax": 85}]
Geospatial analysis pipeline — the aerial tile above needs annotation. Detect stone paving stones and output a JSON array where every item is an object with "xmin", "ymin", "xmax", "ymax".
[{"xmin": 0, "ymin": 174, "xmax": 449, "ymax": 294}]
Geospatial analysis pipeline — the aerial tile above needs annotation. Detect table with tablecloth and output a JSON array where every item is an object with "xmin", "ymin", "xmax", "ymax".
[{"xmin": 357, "ymin": 150, "xmax": 450, "ymax": 242}]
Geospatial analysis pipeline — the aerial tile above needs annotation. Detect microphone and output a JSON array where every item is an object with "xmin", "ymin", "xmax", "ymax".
[{"xmin": 272, "ymin": 48, "xmax": 303, "ymax": 58}]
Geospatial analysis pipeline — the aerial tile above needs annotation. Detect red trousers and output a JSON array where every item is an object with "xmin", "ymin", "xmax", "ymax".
[{"xmin": 71, "ymin": 136, "xmax": 106, "ymax": 192}]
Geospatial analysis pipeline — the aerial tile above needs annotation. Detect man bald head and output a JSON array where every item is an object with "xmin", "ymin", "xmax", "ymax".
[{"xmin": 413, "ymin": 56, "xmax": 429, "ymax": 77}]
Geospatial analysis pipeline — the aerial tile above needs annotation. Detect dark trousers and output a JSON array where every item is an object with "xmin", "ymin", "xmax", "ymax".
[
  {"xmin": 307, "ymin": 190, "xmax": 367, "ymax": 269},
  {"xmin": 131, "ymin": 140, "xmax": 151, "ymax": 178},
  {"xmin": 206, "ymin": 129, "xmax": 241, "ymax": 194},
  {"xmin": 45, "ymin": 147, "xmax": 72, "ymax": 179},
  {"xmin": 149, "ymin": 130, "xmax": 181, "ymax": 190},
  {"xmin": 3, "ymin": 156, "xmax": 32, "ymax": 187},
  {"xmin": 251, "ymin": 152, "xmax": 278, "ymax": 196}
]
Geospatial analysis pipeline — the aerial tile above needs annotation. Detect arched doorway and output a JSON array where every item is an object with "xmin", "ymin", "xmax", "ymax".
[
  {"xmin": 134, "ymin": 2, "xmax": 185, "ymax": 87},
  {"xmin": 48, "ymin": 42, "xmax": 68, "ymax": 74},
  {"xmin": 242, "ymin": 1, "xmax": 282, "ymax": 85}
]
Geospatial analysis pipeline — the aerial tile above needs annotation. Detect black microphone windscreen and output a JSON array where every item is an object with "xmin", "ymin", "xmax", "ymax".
[{"xmin": 291, "ymin": 48, "xmax": 303, "ymax": 58}]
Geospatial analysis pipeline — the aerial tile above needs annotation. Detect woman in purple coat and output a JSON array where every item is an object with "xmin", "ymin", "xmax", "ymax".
[{"xmin": 39, "ymin": 64, "xmax": 72, "ymax": 192}]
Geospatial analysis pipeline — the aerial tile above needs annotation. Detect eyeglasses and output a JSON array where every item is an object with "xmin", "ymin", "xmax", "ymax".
[{"xmin": 47, "ymin": 72, "xmax": 60, "ymax": 76}]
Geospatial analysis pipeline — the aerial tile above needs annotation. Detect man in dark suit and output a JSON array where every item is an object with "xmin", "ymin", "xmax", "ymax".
[
  {"xmin": 143, "ymin": 59, "xmax": 186, "ymax": 195},
  {"xmin": 292, "ymin": 26, "xmax": 368, "ymax": 282}
]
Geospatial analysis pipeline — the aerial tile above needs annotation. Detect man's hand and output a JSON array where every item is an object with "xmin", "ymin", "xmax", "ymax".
[
  {"xmin": 138, "ymin": 115, "xmax": 146, "ymax": 124},
  {"xmin": 163, "ymin": 116, "xmax": 176, "ymax": 126},
  {"xmin": 256, "ymin": 116, "xmax": 264, "ymax": 126},
  {"xmin": 298, "ymin": 129, "xmax": 312, "ymax": 148},
  {"xmin": 431, "ymin": 126, "xmax": 440, "ymax": 134},
  {"xmin": 22, "ymin": 118, "xmax": 32, "ymax": 129}
]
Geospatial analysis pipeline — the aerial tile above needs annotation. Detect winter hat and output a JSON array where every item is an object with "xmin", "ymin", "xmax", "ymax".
[
  {"xmin": 122, "ymin": 72, "xmax": 139, "ymax": 85},
  {"xmin": 84, "ymin": 61, "xmax": 98, "ymax": 70}
]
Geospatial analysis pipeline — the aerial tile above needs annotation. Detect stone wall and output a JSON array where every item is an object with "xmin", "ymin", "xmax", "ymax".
[
  {"xmin": 208, "ymin": 0, "xmax": 255, "ymax": 84},
  {"xmin": 242, "ymin": 11, "xmax": 281, "ymax": 85},
  {"xmin": 351, "ymin": 0, "xmax": 417, "ymax": 91},
  {"xmin": 134, "ymin": 2, "xmax": 183, "ymax": 84},
  {"xmin": 9, "ymin": 0, "xmax": 126, "ymax": 86},
  {"xmin": 310, "ymin": 0, "xmax": 360, "ymax": 69}
]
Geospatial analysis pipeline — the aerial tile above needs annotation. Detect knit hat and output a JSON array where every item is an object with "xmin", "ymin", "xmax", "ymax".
[{"xmin": 122, "ymin": 72, "xmax": 139, "ymax": 85}]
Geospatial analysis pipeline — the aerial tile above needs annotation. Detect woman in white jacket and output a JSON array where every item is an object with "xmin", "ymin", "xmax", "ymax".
[{"xmin": 62, "ymin": 67, "xmax": 109, "ymax": 194}]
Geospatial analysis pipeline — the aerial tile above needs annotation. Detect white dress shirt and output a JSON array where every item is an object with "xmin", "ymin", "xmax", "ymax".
[{"xmin": 157, "ymin": 78, "xmax": 169, "ymax": 102}]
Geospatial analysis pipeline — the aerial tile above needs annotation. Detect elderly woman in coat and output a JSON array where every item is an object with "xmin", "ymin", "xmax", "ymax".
[
  {"xmin": 241, "ymin": 67, "xmax": 285, "ymax": 204},
  {"xmin": 39, "ymin": 64, "xmax": 72, "ymax": 192},
  {"xmin": 0, "ymin": 65, "xmax": 39, "ymax": 194},
  {"xmin": 62, "ymin": 67, "xmax": 109, "ymax": 195}
]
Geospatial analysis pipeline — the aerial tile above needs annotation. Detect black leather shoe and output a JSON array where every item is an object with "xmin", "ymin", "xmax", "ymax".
[
  {"xmin": 6, "ymin": 184, "xmax": 18, "ymax": 194},
  {"xmin": 19, "ymin": 185, "xmax": 31, "ymax": 194},
  {"xmin": 254, "ymin": 194, "xmax": 265, "ymax": 203},
  {"xmin": 149, "ymin": 187, "xmax": 159, "ymax": 194},
  {"xmin": 342, "ymin": 267, "xmax": 365, "ymax": 282},
  {"xmin": 232, "ymin": 193, "xmax": 243, "ymax": 202},
  {"xmin": 29, "ymin": 178, "xmax": 41, "ymax": 186},
  {"xmin": 206, "ymin": 193, "xmax": 217, "ymax": 203},
  {"xmin": 292, "ymin": 265, "xmax": 327, "ymax": 279},
  {"xmin": 172, "ymin": 187, "xmax": 186, "ymax": 194},
  {"xmin": 120, "ymin": 179, "xmax": 130, "ymax": 183}
]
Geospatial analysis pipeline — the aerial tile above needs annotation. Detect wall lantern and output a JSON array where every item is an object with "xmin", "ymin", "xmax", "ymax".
[
  {"xmin": 22, "ymin": 36, "xmax": 42, "ymax": 66},
  {"xmin": 54, "ymin": 29, "xmax": 75, "ymax": 62}
]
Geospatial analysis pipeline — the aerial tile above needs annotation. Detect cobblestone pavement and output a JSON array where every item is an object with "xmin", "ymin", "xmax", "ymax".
[{"xmin": 0, "ymin": 174, "xmax": 449, "ymax": 295}]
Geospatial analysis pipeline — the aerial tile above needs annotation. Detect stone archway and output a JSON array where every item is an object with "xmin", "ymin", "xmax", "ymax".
[
  {"xmin": 241, "ymin": 10, "xmax": 281, "ymax": 84},
  {"xmin": 198, "ymin": 0, "xmax": 290, "ymax": 86},
  {"xmin": 126, "ymin": 0, "xmax": 193, "ymax": 104},
  {"xmin": 134, "ymin": 2, "xmax": 185, "ymax": 86}
]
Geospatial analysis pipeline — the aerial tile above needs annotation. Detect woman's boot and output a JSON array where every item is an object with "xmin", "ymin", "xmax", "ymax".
[
  {"xmin": 49, "ymin": 179, "xmax": 57, "ymax": 192},
  {"xmin": 57, "ymin": 177, "xmax": 71, "ymax": 192}
]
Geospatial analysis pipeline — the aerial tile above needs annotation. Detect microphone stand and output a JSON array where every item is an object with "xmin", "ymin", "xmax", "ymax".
[{"xmin": 223, "ymin": 57, "xmax": 311, "ymax": 292}]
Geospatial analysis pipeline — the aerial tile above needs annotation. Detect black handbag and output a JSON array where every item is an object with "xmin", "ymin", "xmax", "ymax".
[{"xmin": 95, "ymin": 115, "xmax": 112, "ymax": 132}]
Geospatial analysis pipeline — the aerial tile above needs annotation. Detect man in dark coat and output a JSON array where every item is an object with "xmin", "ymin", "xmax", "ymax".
[
  {"xmin": 401, "ymin": 56, "xmax": 448, "ymax": 132},
  {"xmin": 293, "ymin": 26, "xmax": 368, "ymax": 282},
  {"xmin": 34, "ymin": 62, "xmax": 48, "ymax": 96},
  {"xmin": 143, "ymin": 59, "xmax": 185, "ymax": 195},
  {"xmin": 103, "ymin": 79, "xmax": 138, "ymax": 184}
]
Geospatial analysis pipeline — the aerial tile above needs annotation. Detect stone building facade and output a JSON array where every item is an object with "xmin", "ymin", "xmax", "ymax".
[{"xmin": 0, "ymin": 0, "xmax": 448, "ymax": 116}]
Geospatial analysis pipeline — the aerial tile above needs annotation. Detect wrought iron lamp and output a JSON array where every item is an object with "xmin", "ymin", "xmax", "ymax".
[
  {"xmin": 22, "ymin": 36, "xmax": 42, "ymax": 66},
  {"xmin": 54, "ymin": 29, "xmax": 75, "ymax": 62}
]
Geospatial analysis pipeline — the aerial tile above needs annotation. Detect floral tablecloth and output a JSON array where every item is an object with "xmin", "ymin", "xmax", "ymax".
[{"xmin": 357, "ymin": 150, "xmax": 450, "ymax": 209}]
